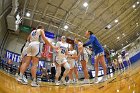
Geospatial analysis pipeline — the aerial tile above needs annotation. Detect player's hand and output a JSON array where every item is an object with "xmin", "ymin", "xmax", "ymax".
[{"xmin": 75, "ymin": 56, "xmax": 79, "ymax": 61}]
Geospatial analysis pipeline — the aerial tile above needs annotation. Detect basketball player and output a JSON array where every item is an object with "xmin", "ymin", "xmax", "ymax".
[
  {"xmin": 67, "ymin": 44, "xmax": 78, "ymax": 84},
  {"xmin": 125, "ymin": 52, "xmax": 131, "ymax": 67},
  {"xmin": 55, "ymin": 36, "xmax": 70, "ymax": 85},
  {"xmin": 73, "ymin": 61, "xmax": 79, "ymax": 83},
  {"xmin": 17, "ymin": 25, "xmax": 56, "ymax": 87},
  {"xmin": 83, "ymin": 31, "xmax": 107, "ymax": 83},
  {"xmin": 15, "ymin": 40, "xmax": 29, "ymax": 83},
  {"xmin": 74, "ymin": 38, "xmax": 90, "ymax": 84},
  {"xmin": 112, "ymin": 59, "xmax": 118, "ymax": 72},
  {"xmin": 118, "ymin": 53, "xmax": 125, "ymax": 71}
]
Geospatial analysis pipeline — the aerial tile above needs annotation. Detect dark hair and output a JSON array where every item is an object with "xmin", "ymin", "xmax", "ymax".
[
  {"xmin": 88, "ymin": 31, "xmax": 93, "ymax": 35},
  {"xmin": 37, "ymin": 25, "xmax": 44, "ymax": 29}
]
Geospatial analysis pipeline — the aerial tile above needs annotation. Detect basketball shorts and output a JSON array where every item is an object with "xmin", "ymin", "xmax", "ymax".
[
  {"xmin": 55, "ymin": 57, "xmax": 67, "ymax": 65},
  {"xmin": 27, "ymin": 42, "xmax": 41, "ymax": 57},
  {"xmin": 94, "ymin": 52, "xmax": 104, "ymax": 59},
  {"xmin": 68, "ymin": 59, "xmax": 75, "ymax": 69},
  {"xmin": 79, "ymin": 53, "xmax": 88, "ymax": 63}
]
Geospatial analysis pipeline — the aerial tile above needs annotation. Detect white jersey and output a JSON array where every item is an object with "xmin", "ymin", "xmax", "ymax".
[
  {"xmin": 30, "ymin": 29, "xmax": 42, "ymax": 42},
  {"xmin": 118, "ymin": 55, "xmax": 123, "ymax": 63},
  {"xmin": 68, "ymin": 50, "xmax": 77, "ymax": 69},
  {"xmin": 68, "ymin": 50, "xmax": 77, "ymax": 62},
  {"xmin": 125, "ymin": 53, "xmax": 129, "ymax": 61},
  {"xmin": 78, "ymin": 42, "xmax": 88, "ymax": 62},
  {"xmin": 26, "ymin": 29, "xmax": 43, "ymax": 57},
  {"xmin": 56, "ymin": 41, "xmax": 68, "ymax": 58}
]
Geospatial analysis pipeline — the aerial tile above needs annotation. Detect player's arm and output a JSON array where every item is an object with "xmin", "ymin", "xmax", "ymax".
[
  {"xmin": 83, "ymin": 36, "xmax": 95, "ymax": 47},
  {"xmin": 40, "ymin": 30, "xmax": 55, "ymax": 49},
  {"xmin": 77, "ymin": 48, "xmax": 83, "ymax": 58},
  {"xmin": 65, "ymin": 49, "xmax": 69, "ymax": 56}
]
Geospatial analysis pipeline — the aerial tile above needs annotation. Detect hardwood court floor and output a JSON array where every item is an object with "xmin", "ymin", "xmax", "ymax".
[{"xmin": 0, "ymin": 61, "xmax": 140, "ymax": 93}]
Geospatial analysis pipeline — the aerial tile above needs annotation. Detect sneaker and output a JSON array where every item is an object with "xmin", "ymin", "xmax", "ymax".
[
  {"xmin": 67, "ymin": 80, "xmax": 73, "ymax": 84},
  {"xmin": 31, "ymin": 81, "xmax": 40, "ymax": 87},
  {"xmin": 99, "ymin": 76, "xmax": 107, "ymax": 83},
  {"xmin": 16, "ymin": 75, "xmax": 28, "ymax": 85},
  {"xmin": 16, "ymin": 75, "xmax": 22, "ymax": 82},
  {"xmin": 83, "ymin": 79, "xmax": 90, "ymax": 84},
  {"xmin": 55, "ymin": 81, "xmax": 60, "ymax": 86},
  {"xmin": 22, "ymin": 75, "xmax": 28, "ymax": 83},
  {"xmin": 74, "ymin": 79, "xmax": 79, "ymax": 83},
  {"xmin": 94, "ymin": 77, "xmax": 99, "ymax": 84}
]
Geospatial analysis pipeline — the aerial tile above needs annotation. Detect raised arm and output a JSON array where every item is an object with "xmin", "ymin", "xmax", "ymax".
[
  {"xmin": 40, "ymin": 30, "xmax": 54, "ymax": 48},
  {"xmin": 83, "ymin": 36, "xmax": 95, "ymax": 47}
]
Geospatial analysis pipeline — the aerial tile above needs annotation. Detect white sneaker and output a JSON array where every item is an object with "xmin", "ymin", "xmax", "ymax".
[
  {"xmin": 83, "ymin": 79, "xmax": 90, "ymax": 84},
  {"xmin": 74, "ymin": 79, "xmax": 79, "ymax": 83},
  {"xmin": 99, "ymin": 76, "xmax": 107, "ymax": 83},
  {"xmin": 94, "ymin": 77, "xmax": 99, "ymax": 84},
  {"xmin": 31, "ymin": 81, "xmax": 40, "ymax": 87},
  {"xmin": 67, "ymin": 80, "xmax": 73, "ymax": 84},
  {"xmin": 16, "ymin": 75, "xmax": 22, "ymax": 82},
  {"xmin": 55, "ymin": 81, "xmax": 60, "ymax": 86},
  {"xmin": 22, "ymin": 75, "xmax": 28, "ymax": 83},
  {"xmin": 16, "ymin": 75, "xmax": 28, "ymax": 85}
]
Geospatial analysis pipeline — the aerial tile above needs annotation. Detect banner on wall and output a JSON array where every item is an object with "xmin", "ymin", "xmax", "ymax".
[
  {"xmin": 38, "ymin": 60, "xmax": 45, "ymax": 68},
  {"xmin": 45, "ymin": 31, "xmax": 55, "ymax": 39},
  {"xmin": 6, "ymin": 50, "xmax": 21, "ymax": 63}
]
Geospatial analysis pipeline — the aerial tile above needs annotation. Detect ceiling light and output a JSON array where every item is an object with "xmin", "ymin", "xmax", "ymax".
[
  {"xmin": 83, "ymin": 2, "xmax": 88, "ymax": 7},
  {"xmin": 132, "ymin": 4, "xmax": 136, "ymax": 8},
  {"xmin": 122, "ymin": 33, "xmax": 125, "ymax": 36},
  {"xmin": 117, "ymin": 37, "xmax": 120, "ymax": 39},
  {"xmin": 136, "ymin": 23, "xmax": 139, "ymax": 26},
  {"xmin": 26, "ymin": 12, "xmax": 31, "ymax": 17},
  {"xmin": 137, "ymin": 1, "xmax": 140, "ymax": 4},
  {"xmin": 107, "ymin": 24, "xmax": 111, "ymax": 29},
  {"xmin": 114, "ymin": 19, "xmax": 118, "ymax": 23},
  {"xmin": 64, "ymin": 25, "xmax": 68, "ymax": 29}
]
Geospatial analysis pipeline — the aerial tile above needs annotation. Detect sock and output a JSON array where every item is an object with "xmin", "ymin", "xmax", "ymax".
[
  {"xmin": 33, "ymin": 78, "xmax": 36, "ymax": 82},
  {"xmin": 19, "ymin": 73, "xmax": 23, "ymax": 77}
]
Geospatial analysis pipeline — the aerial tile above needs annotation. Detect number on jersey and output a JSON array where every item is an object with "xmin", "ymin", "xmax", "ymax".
[
  {"xmin": 32, "ymin": 31, "xmax": 37, "ymax": 36},
  {"xmin": 61, "ymin": 49, "xmax": 66, "ymax": 54}
]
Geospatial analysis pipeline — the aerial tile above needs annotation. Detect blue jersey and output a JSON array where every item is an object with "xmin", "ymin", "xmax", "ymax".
[{"xmin": 83, "ymin": 35, "xmax": 104, "ymax": 55}]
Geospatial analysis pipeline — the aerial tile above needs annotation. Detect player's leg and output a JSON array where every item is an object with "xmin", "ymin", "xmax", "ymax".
[
  {"xmin": 99, "ymin": 55, "xmax": 107, "ymax": 82},
  {"xmin": 81, "ymin": 60, "xmax": 89, "ymax": 83},
  {"xmin": 30, "ymin": 56, "xmax": 40, "ymax": 87},
  {"xmin": 74, "ymin": 65, "xmax": 79, "ymax": 82},
  {"xmin": 55, "ymin": 63, "xmax": 61, "ymax": 85},
  {"xmin": 68, "ymin": 68, "xmax": 74, "ymax": 84},
  {"xmin": 61, "ymin": 62, "xmax": 70, "ymax": 84},
  {"xmin": 17, "ymin": 56, "xmax": 31, "ymax": 84},
  {"xmin": 94, "ymin": 56, "xmax": 99, "ymax": 83}
]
